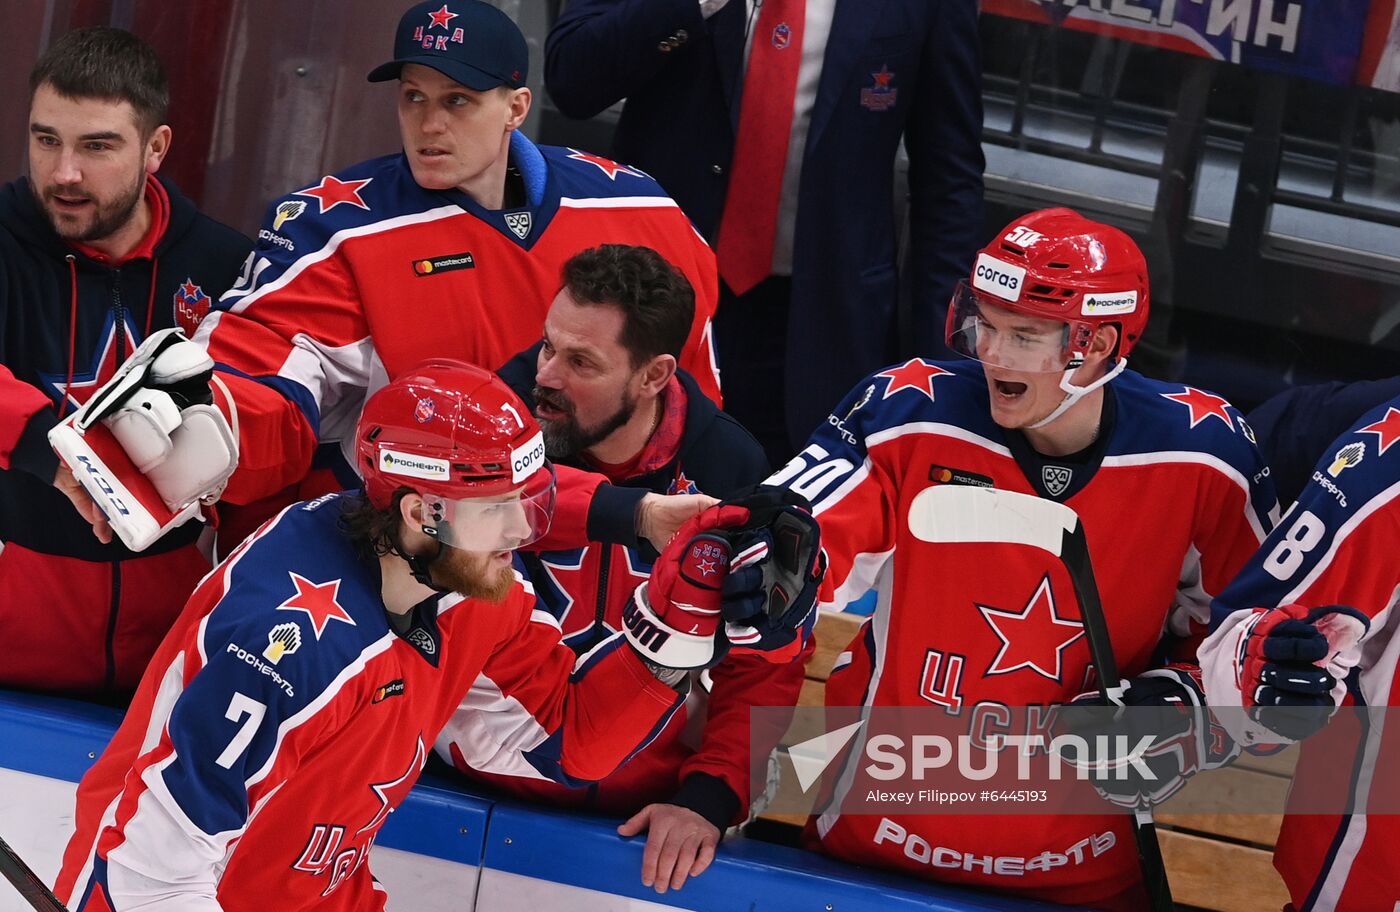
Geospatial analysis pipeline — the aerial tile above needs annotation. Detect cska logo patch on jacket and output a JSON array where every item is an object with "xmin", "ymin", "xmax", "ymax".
[
  {"xmin": 667, "ymin": 470, "xmax": 699, "ymax": 495},
  {"xmin": 1359, "ymin": 406, "xmax": 1400, "ymax": 457},
  {"xmin": 296, "ymin": 176, "xmax": 373, "ymax": 215},
  {"xmin": 1161, "ymin": 387, "xmax": 1235, "ymax": 431},
  {"xmin": 565, "ymin": 149, "xmax": 644, "ymax": 181},
  {"xmin": 174, "ymin": 278, "xmax": 211, "ymax": 337}
]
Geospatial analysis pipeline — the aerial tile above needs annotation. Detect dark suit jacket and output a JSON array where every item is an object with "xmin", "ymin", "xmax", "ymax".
[{"xmin": 546, "ymin": 0, "xmax": 985, "ymax": 443}]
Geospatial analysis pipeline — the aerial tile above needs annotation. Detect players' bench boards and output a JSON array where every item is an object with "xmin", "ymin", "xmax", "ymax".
[
  {"xmin": 0, "ymin": 688, "xmax": 1071, "ymax": 912},
  {"xmin": 777, "ymin": 610, "xmax": 1296, "ymax": 912}
]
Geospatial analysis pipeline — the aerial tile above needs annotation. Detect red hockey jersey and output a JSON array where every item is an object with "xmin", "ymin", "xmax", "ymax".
[
  {"xmin": 772, "ymin": 359, "xmax": 1276, "ymax": 908},
  {"xmin": 198, "ymin": 134, "xmax": 721, "ymax": 505},
  {"xmin": 55, "ymin": 493, "xmax": 682, "ymax": 912},
  {"xmin": 1200, "ymin": 395, "xmax": 1400, "ymax": 912}
]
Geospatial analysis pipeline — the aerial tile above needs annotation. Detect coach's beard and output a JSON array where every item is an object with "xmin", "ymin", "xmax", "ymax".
[{"xmin": 533, "ymin": 385, "xmax": 637, "ymax": 460}]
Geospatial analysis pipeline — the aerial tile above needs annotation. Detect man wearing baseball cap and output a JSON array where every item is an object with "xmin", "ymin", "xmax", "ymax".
[
  {"xmin": 368, "ymin": 0, "xmax": 530, "ymax": 92},
  {"xmin": 184, "ymin": 0, "xmax": 723, "ymax": 546}
]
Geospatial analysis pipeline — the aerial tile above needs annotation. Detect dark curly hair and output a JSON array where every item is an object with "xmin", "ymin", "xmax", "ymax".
[
  {"xmin": 338, "ymin": 488, "xmax": 412, "ymax": 563},
  {"xmin": 559, "ymin": 245, "xmax": 695, "ymax": 368}
]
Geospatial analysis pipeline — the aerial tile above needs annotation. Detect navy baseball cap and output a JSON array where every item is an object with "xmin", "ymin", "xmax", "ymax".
[{"xmin": 367, "ymin": 1, "xmax": 528, "ymax": 91}]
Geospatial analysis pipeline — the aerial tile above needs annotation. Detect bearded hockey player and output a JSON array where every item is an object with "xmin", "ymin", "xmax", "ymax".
[
  {"xmin": 54, "ymin": 361, "xmax": 758, "ymax": 912},
  {"xmin": 1199, "ymin": 392, "xmax": 1399, "ymax": 912},
  {"xmin": 770, "ymin": 209, "xmax": 1278, "ymax": 909},
  {"xmin": 191, "ymin": 0, "xmax": 722, "ymax": 517}
]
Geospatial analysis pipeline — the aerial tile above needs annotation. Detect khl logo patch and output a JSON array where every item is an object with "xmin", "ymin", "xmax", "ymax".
[
  {"xmin": 504, "ymin": 211, "xmax": 532, "ymax": 239},
  {"xmin": 1042, "ymin": 465, "xmax": 1072, "ymax": 498}
]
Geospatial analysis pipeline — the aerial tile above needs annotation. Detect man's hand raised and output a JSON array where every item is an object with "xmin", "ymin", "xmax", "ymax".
[{"xmin": 636, "ymin": 492, "xmax": 719, "ymax": 552}]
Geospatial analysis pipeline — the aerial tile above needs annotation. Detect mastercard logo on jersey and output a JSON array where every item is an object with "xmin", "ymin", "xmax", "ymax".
[
  {"xmin": 373, "ymin": 679, "xmax": 406, "ymax": 704},
  {"xmin": 928, "ymin": 464, "xmax": 994, "ymax": 489},
  {"xmin": 412, "ymin": 251, "xmax": 476, "ymax": 276}
]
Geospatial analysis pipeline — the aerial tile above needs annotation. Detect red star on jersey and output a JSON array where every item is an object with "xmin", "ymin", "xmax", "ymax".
[
  {"xmin": 872, "ymin": 65, "xmax": 895, "ymax": 88},
  {"xmin": 295, "ymin": 175, "xmax": 373, "ymax": 214},
  {"xmin": 1161, "ymin": 386, "xmax": 1235, "ymax": 431},
  {"xmin": 426, "ymin": 4, "xmax": 457, "ymax": 28},
  {"xmin": 179, "ymin": 279, "xmax": 200, "ymax": 299},
  {"xmin": 276, "ymin": 572, "xmax": 354, "ymax": 639},
  {"xmin": 1359, "ymin": 406, "xmax": 1400, "ymax": 457},
  {"xmin": 565, "ymin": 148, "xmax": 641, "ymax": 180},
  {"xmin": 877, "ymin": 358, "xmax": 952, "ymax": 402},
  {"xmin": 358, "ymin": 736, "xmax": 426, "ymax": 835},
  {"xmin": 977, "ymin": 574, "xmax": 1085, "ymax": 682}
]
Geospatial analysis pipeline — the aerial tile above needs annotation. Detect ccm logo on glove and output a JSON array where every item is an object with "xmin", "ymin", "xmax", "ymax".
[{"xmin": 74, "ymin": 454, "xmax": 131, "ymax": 516}]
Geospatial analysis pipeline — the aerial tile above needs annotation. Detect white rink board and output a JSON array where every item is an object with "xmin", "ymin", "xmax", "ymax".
[
  {"xmin": 377, "ymin": 848, "xmax": 479, "ymax": 912},
  {"xmin": 476, "ymin": 868, "xmax": 687, "ymax": 912},
  {"xmin": 0, "ymin": 769, "xmax": 75, "ymax": 912}
]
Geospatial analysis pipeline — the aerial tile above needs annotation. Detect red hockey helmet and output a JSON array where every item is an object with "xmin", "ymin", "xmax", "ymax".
[
  {"xmin": 947, "ymin": 208, "xmax": 1150, "ymax": 372},
  {"xmin": 355, "ymin": 359, "xmax": 553, "ymax": 551}
]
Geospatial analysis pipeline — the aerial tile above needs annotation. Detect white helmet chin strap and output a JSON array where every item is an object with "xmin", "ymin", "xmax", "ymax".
[{"xmin": 1027, "ymin": 357, "xmax": 1127, "ymax": 430}]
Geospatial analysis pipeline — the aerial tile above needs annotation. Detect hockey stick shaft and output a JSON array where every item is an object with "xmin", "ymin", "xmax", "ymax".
[
  {"xmin": 0, "ymin": 835, "xmax": 69, "ymax": 912},
  {"xmin": 1058, "ymin": 524, "xmax": 1174, "ymax": 912}
]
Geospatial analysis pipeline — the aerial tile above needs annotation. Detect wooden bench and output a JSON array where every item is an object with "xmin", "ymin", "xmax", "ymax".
[{"xmin": 756, "ymin": 610, "xmax": 1295, "ymax": 912}]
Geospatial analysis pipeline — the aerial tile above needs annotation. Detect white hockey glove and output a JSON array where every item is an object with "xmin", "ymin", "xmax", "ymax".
[{"xmin": 48, "ymin": 328, "xmax": 238, "ymax": 551}]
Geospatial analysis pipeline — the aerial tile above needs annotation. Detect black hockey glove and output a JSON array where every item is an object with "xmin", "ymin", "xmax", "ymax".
[
  {"xmin": 1238, "ymin": 603, "xmax": 1368, "ymax": 742},
  {"xmin": 1057, "ymin": 665, "xmax": 1238, "ymax": 813}
]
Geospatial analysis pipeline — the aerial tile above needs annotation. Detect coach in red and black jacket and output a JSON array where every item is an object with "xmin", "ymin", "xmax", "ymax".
[
  {"xmin": 0, "ymin": 29, "xmax": 251, "ymax": 697},
  {"xmin": 441, "ymin": 244, "xmax": 804, "ymax": 894}
]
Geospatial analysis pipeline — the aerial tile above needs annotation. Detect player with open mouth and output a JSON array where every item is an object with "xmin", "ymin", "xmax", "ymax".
[{"xmin": 764, "ymin": 208, "xmax": 1278, "ymax": 910}]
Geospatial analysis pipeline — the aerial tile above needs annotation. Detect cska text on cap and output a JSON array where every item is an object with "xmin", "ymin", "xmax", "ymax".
[{"xmin": 368, "ymin": 1, "xmax": 528, "ymax": 91}]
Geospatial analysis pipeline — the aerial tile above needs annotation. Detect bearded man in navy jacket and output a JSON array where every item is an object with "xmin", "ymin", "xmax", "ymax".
[{"xmin": 0, "ymin": 27, "xmax": 250, "ymax": 695}]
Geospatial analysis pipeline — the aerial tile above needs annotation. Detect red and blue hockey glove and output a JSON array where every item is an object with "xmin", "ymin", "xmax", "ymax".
[
  {"xmin": 1239, "ymin": 603, "xmax": 1369, "ymax": 741},
  {"xmin": 625, "ymin": 503, "xmax": 750, "ymax": 670},
  {"xmin": 714, "ymin": 486, "xmax": 825, "ymax": 663},
  {"xmin": 1059, "ymin": 665, "xmax": 1237, "ymax": 812}
]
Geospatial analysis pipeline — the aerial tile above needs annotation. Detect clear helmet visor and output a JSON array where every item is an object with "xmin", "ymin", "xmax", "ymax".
[
  {"xmin": 946, "ymin": 282, "xmax": 1074, "ymax": 374},
  {"xmin": 422, "ymin": 464, "xmax": 556, "ymax": 553}
]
